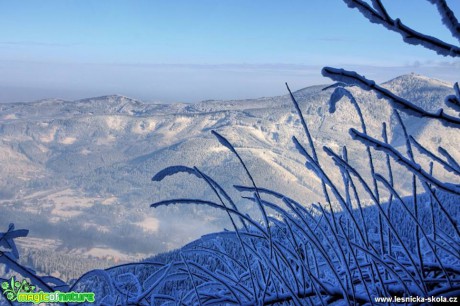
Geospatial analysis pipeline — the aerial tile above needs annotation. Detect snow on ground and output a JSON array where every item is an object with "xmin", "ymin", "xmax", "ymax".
[
  {"xmin": 39, "ymin": 126, "xmax": 57, "ymax": 143},
  {"xmin": 83, "ymin": 247, "xmax": 143, "ymax": 263},
  {"xmin": 134, "ymin": 216, "xmax": 160, "ymax": 233},
  {"xmin": 59, "ymin": 136, "xmax": 77, "ymax": 145}
]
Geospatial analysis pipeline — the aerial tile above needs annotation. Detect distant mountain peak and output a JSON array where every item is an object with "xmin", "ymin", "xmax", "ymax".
[
  {"xmin": 382, "ymin": 73, "xmax": 452, "ymax": 89},
  {"xmin": 77, "ymin": 94, "xmax": 139, "ymax": 103}
]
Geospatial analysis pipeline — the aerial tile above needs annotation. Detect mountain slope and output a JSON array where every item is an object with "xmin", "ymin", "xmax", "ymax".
[{"xmin": 0, "ymin": 74, "xmax": 457, "ymax": 278}]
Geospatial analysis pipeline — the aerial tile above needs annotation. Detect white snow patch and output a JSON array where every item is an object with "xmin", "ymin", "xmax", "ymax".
[
  {"xmin": 249, "ymin": 128, "xmax": 269, "ymax": 142},
  {"xmin": 132, "ymin": 119, "xmax": 157, "ymax": 134},
  {"xmin": 96, "ymin": 135, "xmax": 116, "ymax": 145},
  {"xmin": 208, "ymin": 146, "xmax": 229, "ymax": 153},
  {"xmin": 413, "ymin": 74, "xmax": 452, "ymax": 87},
  {"xmin": 40, "ymin": 126, "xmax": 57, "ymax": 143},
  {"xmin": 37, "ymin": 144, "xmax": 49, "ymax": 153},
  {"xmin": 59, "ymin": 137, "xmax": 77, "ymax": 145},
  {"xmin": 135, "ymin": 216, "xmax": 160, "ymax": 233},
  {"xmin": 45, "ymin": 189, "xmax": 97, "ymax": 221},
  {"xmin": 84, "ymin": 247, "xmax": 142, "ymax": 263},
  {"xmin": 3, "ymin": 114, "xmax": 17, "ymax": 120},
  {"xmin": 105, "ymin": 116, "xmax": 127, "ymax": 131},
  {"xmin": 248, "ymin": 148, "xmax": 299, "ymax": 182},
  {"xmin": 101, "ymin": 196, "xmax": 117, "ymax": 205}
]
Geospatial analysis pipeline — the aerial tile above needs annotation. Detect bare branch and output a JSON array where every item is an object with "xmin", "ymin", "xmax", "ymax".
[
  {"xmin": 445, "ymin": 82, "xmax": 460, "ymax": 112},
  {"xmin": 322, "ymin": 67, "xmax": 460, "ymax": 127},
  {"xmin": 349, "ymin": 128, "xmax": 460, "ymax": 195},
  {"xmin": 410, "ymin": 136, "xmax": 460, "ymax": 176},
  {"xmin": 343, "ymin": 0, "xmax": 460, "ymax": 57},
  {"xmin": 427, "ymin": 0, "xmax": 460, "ymax": 42}
]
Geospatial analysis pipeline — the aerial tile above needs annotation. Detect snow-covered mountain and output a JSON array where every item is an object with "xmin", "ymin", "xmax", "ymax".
[{"xmin": 0, "ymin": 73, "xmax": 457, "ymax": 278}]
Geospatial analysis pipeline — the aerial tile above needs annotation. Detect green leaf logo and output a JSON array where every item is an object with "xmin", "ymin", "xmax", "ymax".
[
  {"xmin": 1, "ymin": 282, "xmax": 9, "ymax": 290},
  {"xmin": 1, "ymin": 277, "xmax": 36, "ymax": 301}
]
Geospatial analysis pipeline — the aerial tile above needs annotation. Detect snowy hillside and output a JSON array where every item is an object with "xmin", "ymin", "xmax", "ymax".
[{"xmin": 0, "ymin": 74, "xmax": 457, "ymax": 278}]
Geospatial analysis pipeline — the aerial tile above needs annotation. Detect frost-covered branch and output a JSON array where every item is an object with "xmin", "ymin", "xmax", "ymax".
[
  {"xmin": 445, "ymin": 82, "xmax": 460, "ymax": 112},
  {"xmin": 342, "ymin": 0, "xmax": 460, "ymax": 57},
  {"xmin": 322, "ymin": 67, "xmax": 460, "ymax": 127},
  {"xmin": 241, "ymin": 286, "xmax": 370, "ymax": 306},
  {"xmin": 410, "ymin": 136, "xmax": 460, "ymax": 176},
  {"xmin": 438, "ymin": 146, "xmax": 460, "ymax": 172},
  {"xmin": 349, "ymin": 128, "xmax": 460, "ymax": 195},
  {"xmin": 427, "ymin": 0, "xmax": 460, "ymax": 42}
]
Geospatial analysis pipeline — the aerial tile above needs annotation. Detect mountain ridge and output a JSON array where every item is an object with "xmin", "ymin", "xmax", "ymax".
[
  {"xmin": 0, "ymin": 73, "xmax": 457, "ymax": 279},
  {"xmin": 0, "ymin": 74, "xmax": 453, "ymax": 142}
]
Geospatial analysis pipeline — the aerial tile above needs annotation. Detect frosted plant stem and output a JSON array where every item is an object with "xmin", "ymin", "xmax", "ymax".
[
  {"xmin": 337, "ymin": 220, "xmax": 375, "ymax": 305},
  {"xmin": 286, "ymin": 83, "xmax": 338, "ymax": 232},
  {"xmin": 349, "ymin": 128, "xmax": 460, "ymax": 195},
  {"xmin": 382, "ymin": 122, "xmax": 394, "ymax": 258},
  {"xmin": 393, "ymin": 110, "xmax": 424, "ymax": 280},
  {"xmin": 429, "ymin": 162, "xmax": 437, "ymax": 257},
  {"xmin": 410, "ymin": 137, "xmax": 460, "ymax": 176},
  {"xmin": 194, "ymin": 167, "xmax": 259, "ymax": 301},
  {"xmin": 375, "ymin": 174, "xmax": 453, "ymax": 288},
  {"xmin": 324, "ymin": 147, "xmax": 429, "ymax": 295}
]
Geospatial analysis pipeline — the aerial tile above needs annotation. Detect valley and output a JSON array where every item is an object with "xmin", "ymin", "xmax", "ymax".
[{"xmin": 0, "ymin": 73, "xmax": 457, "ymax": 279}]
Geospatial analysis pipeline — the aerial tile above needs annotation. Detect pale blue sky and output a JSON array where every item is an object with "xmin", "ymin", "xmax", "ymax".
[{"xmin": 0, "ymin": 0, "xmax": 459, "ymax": 102}]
